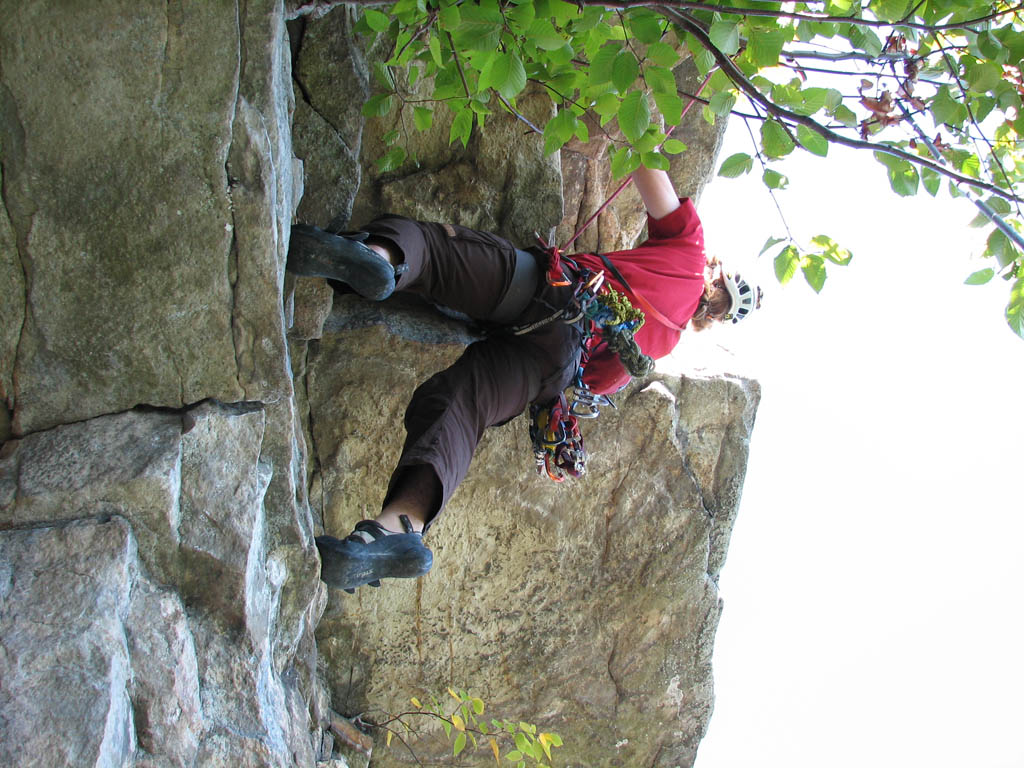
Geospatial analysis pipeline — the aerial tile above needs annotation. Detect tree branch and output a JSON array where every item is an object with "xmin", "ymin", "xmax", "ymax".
[
  {"xmin": 663, "ymin": 6, "xmax": 1024, "ymax": 204},
  {"xmin": 580, "ymin": 0, "xmax": 1024, "ymax": 33},
  {"xmin": 445, "ymin": 31, "xmax": 472, "ymax": 100}
]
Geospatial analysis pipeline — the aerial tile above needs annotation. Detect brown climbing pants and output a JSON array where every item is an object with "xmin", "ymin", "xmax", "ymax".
[{"xmin": 361, "ymin": 216, "xmax": 582, "ymax": 530}]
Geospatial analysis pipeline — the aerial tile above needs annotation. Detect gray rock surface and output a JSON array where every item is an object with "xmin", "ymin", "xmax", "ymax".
[
  {"xmin": 0, "ymin": 0, "xmax": 294, "ymax": 435},
  {"xmin": 0, "ymin": 404, "xmax": 324, "ymax": 767},
  {"xmin": 307, "ymin": 305, "xmax": 759, "ymax": 768}
]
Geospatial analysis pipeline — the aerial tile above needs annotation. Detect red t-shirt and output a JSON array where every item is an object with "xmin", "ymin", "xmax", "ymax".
[{"xmin": 573, "ymin": 198, "xmax": 706, "ymax": 394}]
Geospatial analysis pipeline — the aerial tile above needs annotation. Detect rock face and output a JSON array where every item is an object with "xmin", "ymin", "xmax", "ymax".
[
  {"xmin": 0, "ymin": 2, "xmax": 330, "ymax": 766},
  {"xmin": 0, "ymin": 405, "xmax": 324, "ymax": 767},
  {"xmin": 1, "ymin": 3, "xmax": 756, "ymax": 768},
  {"xmin": 308, "ymin": 304, "xmax": 758, "ymax": 768}
]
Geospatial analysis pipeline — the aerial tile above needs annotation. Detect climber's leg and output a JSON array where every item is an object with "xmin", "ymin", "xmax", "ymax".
[
  {"xmin": 358, "ymin": 216, "xmax": 541, "ymax": 322},
  {"xmin": 316, "ymin": 317, "xmax": 581, "ymax": 592}
]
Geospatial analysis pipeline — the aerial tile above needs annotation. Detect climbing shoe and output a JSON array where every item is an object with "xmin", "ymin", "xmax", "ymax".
[
  {"xmin": 316, "ymin": 514, "xmax": 432, "ymax": 592},
  {"xmin": 287, "ymin": 224, "xmax": 397, "ymax": 301}
]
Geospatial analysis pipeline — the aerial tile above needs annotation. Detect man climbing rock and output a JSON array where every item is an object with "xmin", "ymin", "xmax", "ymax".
[{"xmin": 287, "ymin": 166, "xmax": 760, "ymax": 593}]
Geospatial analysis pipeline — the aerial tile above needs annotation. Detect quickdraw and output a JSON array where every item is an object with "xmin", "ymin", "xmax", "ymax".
[{"xmin": 529, "ymin": 393, "xmax": 586, "ymax": 482}]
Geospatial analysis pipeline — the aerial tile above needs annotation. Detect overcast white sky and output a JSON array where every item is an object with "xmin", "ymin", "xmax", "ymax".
[{"xmin": 670, "ymin": 124, "xmax": 1024, "ymax": 768}]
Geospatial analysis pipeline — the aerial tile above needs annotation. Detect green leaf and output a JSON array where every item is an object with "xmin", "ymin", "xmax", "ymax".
[
  {"xmin": 977, "ymin": 31, "xmax": 1005, "ymax": 62},
  {"xmin": 612, "ymin": 51, "xmax": 640, "ymax": 92},
  {"xmin": 543, "ymin": 109, "xmax": 577, "ymax": 154},
  {"xmin": 361, "ymin": 93, "xmax": 394, "ymax": 118},
  {"xmin": 761, "ymin": 120, "xmax": 795, "ymax": 158},
  {"xmin": 774, "ymin": 244, "xmax": 800, "ymax": 284},
  {"xmin": 506, "ymin": 751, "xmax": 524, "ymax": 762},
  {"xmin": 618, "ymin": 90, "xmax": 651, "ymax": 142},
  {"xmin": 590, "ymin": 43, "xmax": 620, "ymax": 86},
  {"xmin": 450, "ymin": 108, "xmax": 473, "ymax": 148},
  {"xmin": 965, "ymin": 267, "xmax": 995, "ymax": 285},
  {"xmin": 872, "ymin": 0, "xmax": 908, "ymax": 23},
  {"xmin": 644, "ymin": 65, "xmax": 676, "ymax": 96},
  {"xmin": 921, "ymin": 167, "xmax": 941, "ymax": 197},
  {"xmin": 507, "ymin": 1, "xmax": 535, "ymax": 31},
  {"xmin": 986, "ymin": 228, "xmax": 1021, "ymax": 268},
  {"xmin": 709, "ymin": 21, "xmax": 740, "ymax": 55},
  {"xmin": 846, "ymin": 25, "xmax": 882, "ymax": 57},
  {"xmin": 527, "ymin": 18, "xmax": 566, "ymax": 51},
  {"xmin": 874, "ymin": 150, "xmax": 919, "ymax": 196},
  {"xmin": 453, "ymin": 731, "xmax": 467, "ymax": 757},
  {"xmin": 646, "ymin": 41, "xmax": 679, "ymax": 67},
  {"xmin": 515, "ymin": 732, "xmax": 530, "ymax": 753},
  {"xmin": 747, "ymin": 25, "xmax": 787, "ymax": 67},
  {"xmin": 1006, "ymin": 277, "xmax": 1024, "ymax": 338},
  {"xmin": 833, "ymin": 104, "xmax": 858, "ymax": 128},
  {"xmin": 763, "ymin": 169, "xmax": 788, "ymax": 189},
  {"xmin": 472, "ymin": 697, "xmax": 485, "ymax": 715},
  {"xmin": 811, "ymin": 234, "xmax": 852, "ymax": 265},
  {"xmin": 796, "ymin": 125, "xmax": 828, "ymax": 156},
  {"xmin": 718, "ymin": 152, "xmax": 753, "ymax": 178},
  {"xmin": 377, "ymin": 146, "xmax": 407, "ymax": 173},
  {"xmin": 480, "ymin": 52, "xmax": 527, "ymax": 100},
  {"xmin": 692, "ymin": 46, "xmax": 715, "ymax": 77},
  {"xmin": 653, "ymin": 91, "xmax": 683, "ymax": 127},
  {"xmin": 931, "ymin": 86, "xmax": 968, "ymax": 127},
  {"xmin": 593, "ymin": 92, "xmax": 620, "ymax": 117},
  {"xmin": 641, "ymin": 151, "xmax": 670, "ymax": 170},
  {"xmin": 611, "ymin": 147, "xmax": 642, "ymax": 179},
  {"xmin": 549, "ymin": 0, "xmax": 581, "ymax": 25},
  {"xmin": 627, "ymin": 8, "xmax": 664, "ymax": 43},
  {"xmin": 986, "ymin": 197, "xmax": 1013, "ymax": 215},
  {"xmin": 802, "ymin": 254, "xmax": 827, "ymax": 293},
  {"xmin": 439, "ymin": 3, "xmax": 461, "ymax": 30},
  {"xmin": 966, "ymin": 61, "xmax": 1002, "ymax": 94},
  {"xmin": 663, "ymin": 138, "xmax": 687, "ymax": 154},
  {"xmin": 413, "ymin": 105, "xmax": 434, "ymax": 132},
  {"xmin": 709, "ymin": 90, "xmax": 736, "ymax": 117},
  {"xmin": 760, "ymin": 236, "xmax": 785, "ymax": 256},
  {"xmin": 363, "ymin": 8, "xmax": 391, "ymax": 31}
]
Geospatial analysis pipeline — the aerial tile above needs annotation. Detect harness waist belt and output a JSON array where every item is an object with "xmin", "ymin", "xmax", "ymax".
[{"xmin": 489, "ymin": 248, "xmax": 541, "ymax": 324}]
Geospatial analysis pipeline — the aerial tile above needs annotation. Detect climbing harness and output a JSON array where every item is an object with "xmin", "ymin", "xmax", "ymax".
[{"xmin": 527, "ymin": 261, "xmax": 656, "ymax": 481}]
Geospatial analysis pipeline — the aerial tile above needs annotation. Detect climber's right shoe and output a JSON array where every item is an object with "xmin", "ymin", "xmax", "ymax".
[
  {"xmin": 315, "ymin": 514, "xmax": 433, "ymax": 592},
  {"xmin": 287, "ymin": 224, "xmax": 397, "ymax": 301}
]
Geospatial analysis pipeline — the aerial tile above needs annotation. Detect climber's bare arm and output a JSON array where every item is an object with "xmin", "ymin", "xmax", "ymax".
[{"xmin": 632, "ymin": 165, "xmax": 681, "ymax": 220}]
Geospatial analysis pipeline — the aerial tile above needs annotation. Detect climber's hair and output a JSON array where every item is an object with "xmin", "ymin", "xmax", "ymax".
[{"xmin": 690, "ymin": 256, "xmax": 732, "ymax": 332}]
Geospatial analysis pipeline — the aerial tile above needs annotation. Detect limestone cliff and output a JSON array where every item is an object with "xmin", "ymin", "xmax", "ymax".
[{"xmin": 0, "ymin": 3, "xmax": 757, "ymax": 767}]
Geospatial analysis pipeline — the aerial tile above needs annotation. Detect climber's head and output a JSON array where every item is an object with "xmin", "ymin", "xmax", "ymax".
[{"xmin": 691, "ymin": 259, "xmax": 762, "ymax": 331}]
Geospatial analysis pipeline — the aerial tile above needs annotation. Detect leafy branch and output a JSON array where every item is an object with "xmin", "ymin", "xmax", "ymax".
[
  {"xmin": 577, "ymin": 0, "xmax": 1024, "ymax": 33},
  {"xmin": 364, "ymin": 688, "xmax": 564, "ymax": 768},
  {"xmin": 666, "ymin": 6, "xmax": 1024, "ymax": 203}
]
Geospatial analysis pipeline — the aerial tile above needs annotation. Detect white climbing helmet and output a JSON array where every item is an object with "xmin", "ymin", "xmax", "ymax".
[{"xmin": 722, "ymin": 272, "xmax": 762, "ymax": 324}]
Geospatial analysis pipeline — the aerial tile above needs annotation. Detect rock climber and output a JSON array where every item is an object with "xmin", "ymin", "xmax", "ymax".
[{"xmin": 287, "ymin": 165, "xmax": 761, "ymax": 593}]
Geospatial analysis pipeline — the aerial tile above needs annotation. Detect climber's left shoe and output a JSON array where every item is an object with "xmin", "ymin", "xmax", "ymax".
[
  {"xmin": 316, "ymin": 514, "xmax": 432, "ymax": 592},
  {"xmin": 287, "ymin": 224, "xmax": 397, "ymax": 301}
]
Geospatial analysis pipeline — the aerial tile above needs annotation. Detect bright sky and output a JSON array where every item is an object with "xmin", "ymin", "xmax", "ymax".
[{"xmin": 669, "ymin": 122, "xmax": 1024, "ymax": 768}]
